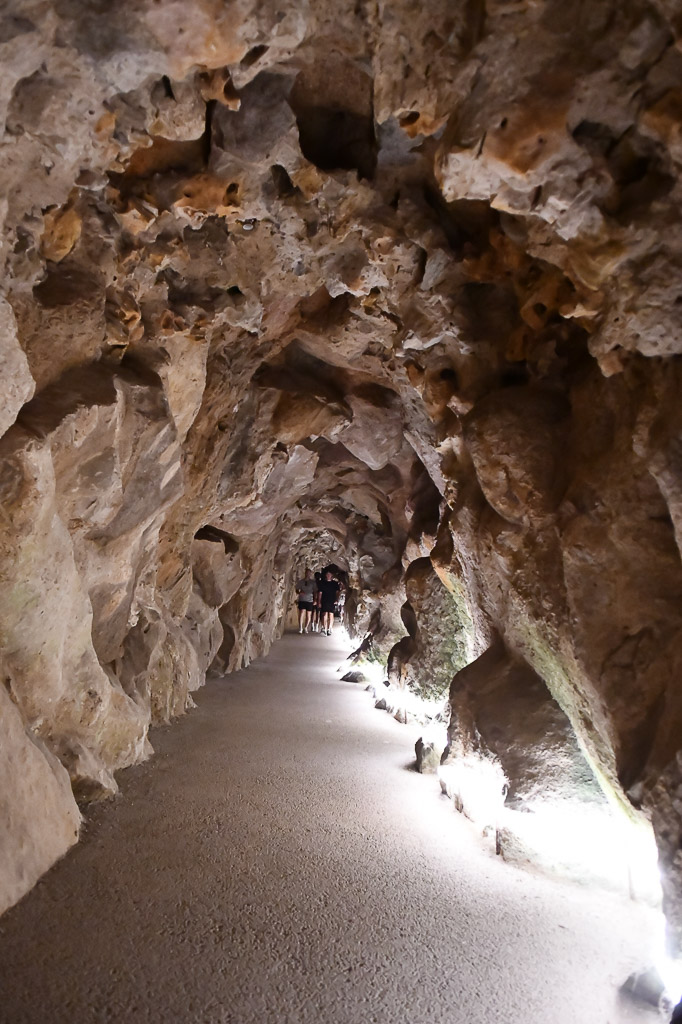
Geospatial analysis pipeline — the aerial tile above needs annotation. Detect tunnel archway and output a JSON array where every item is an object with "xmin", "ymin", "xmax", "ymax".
[{"xmin": 2, "ymin": 3, "xmax": 682, "ymax": 1008}]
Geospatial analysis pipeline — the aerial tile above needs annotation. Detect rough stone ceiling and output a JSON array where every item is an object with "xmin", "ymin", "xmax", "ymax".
[{"xmin": 3, "ymin": 0, "xmax": 682, "ymax": 962}]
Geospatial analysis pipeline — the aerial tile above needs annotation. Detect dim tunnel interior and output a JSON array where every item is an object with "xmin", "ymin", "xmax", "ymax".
[{"xmin": 2, "ymin": 1, "xmax": 682, "ymax": 1022}]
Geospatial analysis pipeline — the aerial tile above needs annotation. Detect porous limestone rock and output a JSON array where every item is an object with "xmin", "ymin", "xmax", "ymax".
[
  {"xmin": 1, "ymin": 0, "xmax": 682, "ymax": 951},
  {"xmin": 444, "ymin": 641, "xmax": 604, "ymax": 812},
  {"xmin": 0, "ymin": 297, "xmax": 33, "ymax": 438},
  {"xmin": 0, "ymin": 684, "xmax": 80, "ymax": 917},
  {"xmin": 439, "ymin": 641, "xmax": 661, "ymax": 896}
]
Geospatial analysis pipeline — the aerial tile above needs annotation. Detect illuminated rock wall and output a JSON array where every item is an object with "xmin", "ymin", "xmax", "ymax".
[{"xmin": 2, "ymin": 0, "xmax": 682, "ymax": 947}]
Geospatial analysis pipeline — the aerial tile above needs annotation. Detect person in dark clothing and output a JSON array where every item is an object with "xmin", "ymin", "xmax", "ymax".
[{"xmin": 317, "ymin": 570, "xmax": 340, "ymax": 636}]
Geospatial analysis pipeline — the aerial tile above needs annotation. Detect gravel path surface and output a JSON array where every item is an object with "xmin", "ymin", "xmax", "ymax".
[{"xmin": 0, "ymin": 632, "xmax": 664, "ymax": 1024}]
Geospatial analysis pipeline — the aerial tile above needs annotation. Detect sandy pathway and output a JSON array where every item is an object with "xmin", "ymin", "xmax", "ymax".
[{"xmin": 0, "ymin": 632, "xmax": 664, "ymax": 1024}]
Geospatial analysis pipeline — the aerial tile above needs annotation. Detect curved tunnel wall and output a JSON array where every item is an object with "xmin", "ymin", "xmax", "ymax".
[{"xmin": 2, "ymin": 0, "xmax": 682, "ymax": 951}]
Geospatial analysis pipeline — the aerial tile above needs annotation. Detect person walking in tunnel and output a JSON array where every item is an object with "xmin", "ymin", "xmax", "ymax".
[
  {"xmin": 317, "ymin": 569, "xmax": 340, "ymax": 636},
  {"xmin": 295, "ymin": 568, "xmax": 317, "ymax": 633},
  {"xmin": 311, "ymin": 571, "xmax": 323, "ymax": 632}
]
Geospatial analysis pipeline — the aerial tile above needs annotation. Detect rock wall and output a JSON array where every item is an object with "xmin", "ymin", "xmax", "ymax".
[{"xmin": 2, "ymin": 0, "xmax": 682, "ymax": 948}]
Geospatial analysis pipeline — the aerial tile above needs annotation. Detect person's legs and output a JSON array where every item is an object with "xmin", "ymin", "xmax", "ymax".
[
  {"xmin": 323, "ymin": 611, "xmax": 333, "ymax": 634},
  {"xmin": 304, "ymin": 607, "xmax": 312, "ymax": 632},
  {"xmin": 298, "ymin": 602, "xmax": 306, "ymax": 632}
]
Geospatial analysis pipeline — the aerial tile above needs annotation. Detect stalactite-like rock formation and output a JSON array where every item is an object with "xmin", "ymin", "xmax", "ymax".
[{"xmin": 2, "ymin": 0, "xmax": 682, "ymax": 952}]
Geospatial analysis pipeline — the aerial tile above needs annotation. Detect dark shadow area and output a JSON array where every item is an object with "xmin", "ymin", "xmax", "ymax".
[{"xmin": 289, "ymin": 56, "xmax": 377, "ymax": 180}]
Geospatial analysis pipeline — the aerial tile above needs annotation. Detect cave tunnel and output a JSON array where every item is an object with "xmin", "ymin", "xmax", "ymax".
[{"xmin": 2, "ymin": 1, "xmax": 682, "ymax": 1021}]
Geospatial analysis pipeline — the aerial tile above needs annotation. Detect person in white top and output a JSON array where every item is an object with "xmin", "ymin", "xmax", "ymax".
[{"xmin": 295, "ymin": 569, "xmax": 317, "ymax": 633}]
